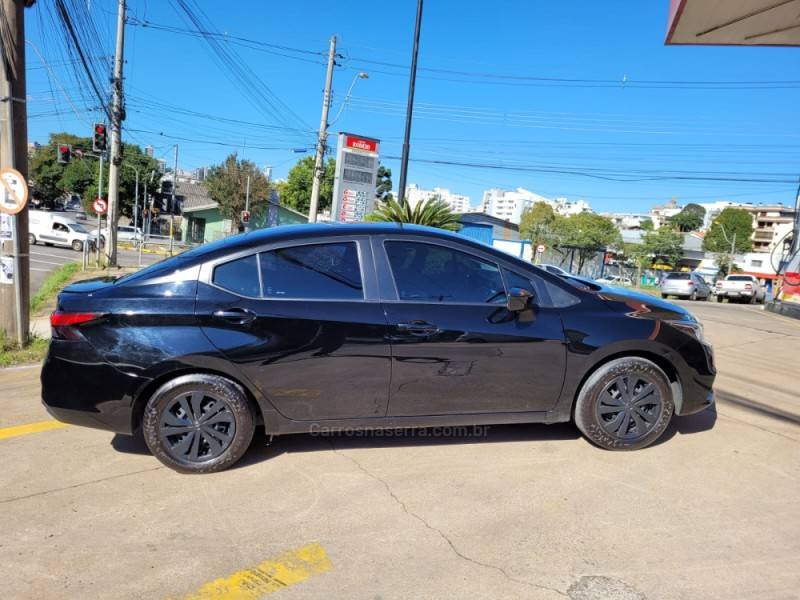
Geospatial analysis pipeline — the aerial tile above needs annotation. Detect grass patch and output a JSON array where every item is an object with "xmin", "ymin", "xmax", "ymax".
[
  {"xmin": 0, "ymin": 333, "xmax": 49, "ymax": 367},
  {"xmin": 29, "ymin": 262, "xmax": 81, "ymax": 315}
]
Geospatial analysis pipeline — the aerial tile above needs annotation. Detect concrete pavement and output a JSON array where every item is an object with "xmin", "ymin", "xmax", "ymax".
[{"xmin": 0, "ymin": 301, "xmax": 798, "ymax": 599}]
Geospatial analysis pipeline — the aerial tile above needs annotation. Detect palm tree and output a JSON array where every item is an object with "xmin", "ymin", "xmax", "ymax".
[{"xmin": 366, "ymin": 195, "xmax": 460, "ymax": 231}]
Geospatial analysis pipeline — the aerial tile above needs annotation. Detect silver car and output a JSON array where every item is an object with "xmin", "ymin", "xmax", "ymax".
[{"xmin": 660, "ymin": 272, "xmax": 712, "ymax": 301}]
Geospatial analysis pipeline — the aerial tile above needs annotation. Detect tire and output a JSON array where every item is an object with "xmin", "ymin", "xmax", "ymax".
[
  {"xmin": 717, "ymin": 295, "xmax": 724, "ymax": 303},
  {"xmin": 72, "ymin": 240, "xmax": 83, "ymax": 252},
  {"xmin": 28, "ymin": 233, "xmax": 36, "ymax": 246},
  {"xmin": 142, "ymin": 374, "xmax": 256, "ymax": 474},
  {"xmin": 661, "ymin": 294, "xmax": 668, "ymax": 299},
  {"xmin": 574, "ymin": 357, "xmax": 674, "ymax": 451},
  {"xmin": 690, "ymin": 291, "xmax": 697, "ymax": 301}
]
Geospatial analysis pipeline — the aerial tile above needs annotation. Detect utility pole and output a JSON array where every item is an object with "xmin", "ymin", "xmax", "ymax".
[
  {"xmin": 105, "ymin": 0, "xmax": 125, "ymax": 267},
  {"xmin": 244, "ymin": 174, "xmax": 251, "ymax": 233},
  {"xmin": 397, "ymin": 0, "xmax": 424, "ymax": 206},
  {"xmin": 170, "ymin": 144, "xmax": 177, "ymax": 255},
  {"xmin": 0, "ymin": 0, "xmax": 33, "ymax": 344},
  {"xmin": 308, "ymin": 35, "xmax": 336, "ymax": 223}
]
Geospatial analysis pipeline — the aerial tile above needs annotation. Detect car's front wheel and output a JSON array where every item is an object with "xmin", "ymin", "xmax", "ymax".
[
  {"xmin": 142, "ymin": 374, "xmax": 256, "ymax": 473},
  {"xmin": 574, "ymin": 357, "xmax": 674, "ymax": 451}
]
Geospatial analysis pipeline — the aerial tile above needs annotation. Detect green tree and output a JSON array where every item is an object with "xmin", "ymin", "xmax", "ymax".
[
  {"xmin": 669, "ymin": 203, "xmax": 706, "ymax": 232},
  {"xmin": 366, "ymin": 196, "xmax": 460, "ymax": 231},
  {"xmin": 703, "ymin": 208, "xmax": 753, "ymax": 254},
  {"xmin": 376, "ymin": 164, "xmax": 393, "ymax": 202},
  {"xmin": 28, "ymin": 132, "xmax": 160, "ymax": 220},
  {"xmin": 520, "ymin": 201, "xmax": 556, "ymax": 243},
  {"xmin": 551, "ymin": 212, "xmax": 621, "ymax": 273},
  {"xmin": 640, "ymin": 218, "xmax": 654, "ymax": 231},
  {"xmin": 205, "ymin": 153, "xmax": 271, "ymax": 230},
  {"xmin": 641, "ymin": 228, "xmax": 684, "ymax": 268},
  {"xmin": 277, "ymin": 156, "xmax": 335, "ymax": 215}
]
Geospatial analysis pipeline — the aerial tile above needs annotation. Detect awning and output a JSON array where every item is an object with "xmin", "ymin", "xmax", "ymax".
[{"xmin": 666, "ymin": 0, "xmax": 800, "ymax": 46}]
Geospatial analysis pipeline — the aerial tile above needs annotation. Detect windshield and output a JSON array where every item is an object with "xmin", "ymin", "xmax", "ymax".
[
  {"xmin": 69, "ymin": 222, "xmax": 88, "ymax": 234},
  {"xmin": 727, "ymin": 275, "xmax": 753, "ymax": 282}
]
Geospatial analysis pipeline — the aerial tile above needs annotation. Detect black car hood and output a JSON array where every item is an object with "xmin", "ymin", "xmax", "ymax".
[{"xmin": 596, "ymin": 286, "xmax": 692, "ymax": 321}]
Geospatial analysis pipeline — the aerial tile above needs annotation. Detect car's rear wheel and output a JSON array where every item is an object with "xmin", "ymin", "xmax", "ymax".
[
  {"xmin": 717, "ymin": 295, "xmax": 724, "ymax": 303},
  {"xmin": 661, "ymin": 293, "xmax": 668, "ymax": 299},
  {"xmin": 28, "ymin": 233, "xmax": 36, "ymax": 245},
  {"xmin": 72, "ymin": 240, "xmax": 83, "ymax": 252},
  {"xmin": 690, "ymin": 290, "xmax": 697, "ymax": 301},
  {"xmin": 142, "ymin": 374, "xmax": 255, "ymax": 473},
  {"xmin": 574, "ymin": 357, "xmax": 674, "ymax": 451}
]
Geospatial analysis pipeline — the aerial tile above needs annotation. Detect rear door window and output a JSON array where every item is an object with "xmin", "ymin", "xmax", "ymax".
[{"xmin": 259, "ymin": 242, "xmax": 363, "ymax": 300}]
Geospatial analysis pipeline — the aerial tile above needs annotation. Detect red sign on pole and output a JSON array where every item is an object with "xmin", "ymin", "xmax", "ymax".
[
  {"xmin": 345, "ymin": 135, "xmax": 378, "ymax": 153},
  {"xmin": 93, "ymin": 198, "xmax": 108, "ymax": 214}
]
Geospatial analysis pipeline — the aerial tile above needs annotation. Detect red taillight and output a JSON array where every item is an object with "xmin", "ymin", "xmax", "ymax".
[
  {"xmin": 744, "ymin": 284, "xmax": 753, "ymax": 289},
  {"xmin": 716, "ymin": 282, "xmax": 722, "ymax": 287},
  {"xmin": 50, "ymin": 312, "xmax": 104, "ymax": 327},
  {"xmin": 687, "ymin": 281, "xmax": 694, "ymax": 287}
]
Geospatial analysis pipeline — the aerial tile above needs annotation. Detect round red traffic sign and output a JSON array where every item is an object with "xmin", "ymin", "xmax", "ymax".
[
  {"xmin": 93, "ymin": 198, "xmax": 108, "ymax": 214},
  {"xmin": 536, "ymin": 244, "xmax": 546, "ymax": 253}
]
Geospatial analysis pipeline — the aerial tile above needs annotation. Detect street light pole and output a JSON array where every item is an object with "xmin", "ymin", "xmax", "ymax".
[{"xmin": 397, "ymin": 0, "xmax": 424, "ymax": 206}]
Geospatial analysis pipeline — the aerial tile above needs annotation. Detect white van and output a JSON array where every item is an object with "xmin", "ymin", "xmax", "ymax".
[{"xmin": 28, "ymin": 211, "xmax": 100, "ymax": 252}]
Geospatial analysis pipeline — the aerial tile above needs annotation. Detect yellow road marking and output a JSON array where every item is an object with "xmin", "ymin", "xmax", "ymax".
[
  {"xmin": 177, "ymin": 542, "xmax": 332, "ymax": 600},
  {"xmin": 0, "ymin": 420, "xmax": 68, "ymax": 440}
]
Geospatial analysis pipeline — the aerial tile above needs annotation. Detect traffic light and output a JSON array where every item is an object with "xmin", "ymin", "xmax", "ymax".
[
  {"xmin": 92, "ymin": 123, "xmax": 107, "ymax": 153},
  {"xmin": 57, "ymin": 144, "xmax": 71, "ymax": 164},
  {"xmin": 241, "ymin": 210, "xmax": 251, "ymax": 224}
]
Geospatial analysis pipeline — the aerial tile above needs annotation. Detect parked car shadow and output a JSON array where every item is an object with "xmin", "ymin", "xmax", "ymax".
[
  {"xmin": 651, "ymin": 405, "xmax": 717, "ymax": 447},
  {"xmin": 111, "ymin": 409, "xmax": 718, "ymax": 468}
]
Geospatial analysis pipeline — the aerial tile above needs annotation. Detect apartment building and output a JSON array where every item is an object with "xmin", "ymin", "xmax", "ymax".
[{"xmin": 405, "ymin": 184, "xmax": 471, "ymax": 213}]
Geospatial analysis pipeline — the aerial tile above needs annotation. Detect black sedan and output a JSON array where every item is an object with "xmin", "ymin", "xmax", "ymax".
[{"xmin": 42, "ymin": 224, "xmax": 715, "ymax": 473}]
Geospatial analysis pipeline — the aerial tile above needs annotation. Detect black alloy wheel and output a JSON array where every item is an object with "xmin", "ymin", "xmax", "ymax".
[
  {"xmin": 143, "ymin": 374, "xmax": 255, "ymax": 473},
  {"xmin": 574, "ymin": 357, "xmax": 674, "ymax": 450}
]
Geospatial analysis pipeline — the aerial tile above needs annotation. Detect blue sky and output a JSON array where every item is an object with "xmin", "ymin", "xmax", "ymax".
[{"xmin": 25, "ymin": 1, "xmax": 800, "ymax": 213}]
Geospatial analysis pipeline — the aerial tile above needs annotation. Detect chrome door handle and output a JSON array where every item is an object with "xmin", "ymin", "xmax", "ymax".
[
  {"xmin": 396, "ymin": 322, "xmax": 440, "ymax": 336},
  {"xmin": 213, "ymin": 308, "xmax": 256, "ymax": 326}
]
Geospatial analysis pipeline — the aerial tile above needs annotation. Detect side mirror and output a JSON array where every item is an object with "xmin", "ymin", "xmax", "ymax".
[{"xmin": 506, "ymin": 287, "xmax": 533, "ymax": 312}]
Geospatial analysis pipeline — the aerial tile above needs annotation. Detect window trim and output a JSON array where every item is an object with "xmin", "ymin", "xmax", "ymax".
[
  {"xmin": 205, "ymin": 238, "xmax": 369, "ymax": 302},
  {"xmin": 381, "ymin": 239, "xmax": 508, "ymax": 307}
]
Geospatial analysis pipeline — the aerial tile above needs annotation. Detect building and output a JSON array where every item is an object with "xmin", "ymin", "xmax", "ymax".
[
  {"xmin": 405, "ymin": 184, "xmax": 471, "ymax": 213},
  {"xmin": 649, "ymin": 198, "xmax": 682, "ymax": 229},
  {"xmin": 605, "ymin": 212, "xmax": 651, "ymax": 230},
  {"xmin": 145, "ymin": 145, "xmax": 154, "ymax": 158},
  {"xmin": 480, "ymin": 188, "xmax": 591, "ymax": 224},
  {"xmin": 457, "ymin": 213, "xmax": 531, "ymax": 261},
  {"xmin": 746, "ymin": 204, "xmax": 795, "ymax": 253},
  {"xmin": 181, "ymin": 182, "xmax": 307, "ymax": 245}
]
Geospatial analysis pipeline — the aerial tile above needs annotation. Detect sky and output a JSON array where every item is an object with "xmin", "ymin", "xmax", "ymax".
[{"xmin": 23, "ymin": 0, "xmax": 800, "ymax": 214}]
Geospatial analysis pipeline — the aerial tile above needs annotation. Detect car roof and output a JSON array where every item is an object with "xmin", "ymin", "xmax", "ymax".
[{"xmin": 180, "ymin": 223, "xmax": 492, "ymax": 262}]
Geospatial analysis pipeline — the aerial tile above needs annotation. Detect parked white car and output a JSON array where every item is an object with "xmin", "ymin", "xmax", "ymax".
[
  {"xmin": 90, "ymin": 225, "xmax": 143, "ymax": 246},
  {"xmin": 538, "ymin": 263, "xmax": 570, "ymax": 277},
  {"xmin": 28, "ymin": 211, "xmax": 100, "ymax": 252},
  {"xmin": 715, "ymin": 274, "xmax": 766, "ymax": 304},
  {"xmin": 596, "ymin": 274, "xmax": 633, "ymax": 287}
]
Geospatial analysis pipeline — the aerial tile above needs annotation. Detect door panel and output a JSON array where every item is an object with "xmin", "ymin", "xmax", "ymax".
[
  {"xmin": 384, "ymin": 303, "xmax": 566, "ymax": 415},
  {"xmin": 197, "ymin": 239, "xmax": 390, "ymax": 421},
  {"xmin": 377, "ymin": 239, "xmax": 567, "ymax": 416},
  {"xmin": 198, "ymin": 284, "xmax": 391, "ymax": 421}
]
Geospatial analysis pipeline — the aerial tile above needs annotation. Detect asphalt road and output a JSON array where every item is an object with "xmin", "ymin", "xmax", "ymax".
[
  {"xmin": 0, "ymin": 301, "xmax": 798, "ymax": 599},
  {"xmin": 29, "ymin": 242, "xmax": 161, "ymax": 293}
]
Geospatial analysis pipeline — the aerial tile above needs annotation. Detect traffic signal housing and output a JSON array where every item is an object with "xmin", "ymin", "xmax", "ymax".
[
  {"xmin": 57, "ymin": 144, "xmax": 71, "ymax": 164},
  {"xmin": 92, "ymin": 123, "xmax": 107, "ymax": 153}
]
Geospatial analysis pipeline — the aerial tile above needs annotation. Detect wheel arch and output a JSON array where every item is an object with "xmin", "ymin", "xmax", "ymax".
[
  {"xmin": 130, "ymin": 366, "xmax": 266, "ymax": 434},
  {"xmin": 570, "ymin": 349, "xmax": 683, "ymax": 419}
]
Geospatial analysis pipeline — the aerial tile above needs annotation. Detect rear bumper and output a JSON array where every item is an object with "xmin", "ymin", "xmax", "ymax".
[{"xmin": 40, "ymin": 341, "xmax": 146, "ymax": 435}]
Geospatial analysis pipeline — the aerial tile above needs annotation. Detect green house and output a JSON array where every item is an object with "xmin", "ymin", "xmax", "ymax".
[{"xmin": 180, "ymin": 182, "xmax": 307, "ymax": 245}]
